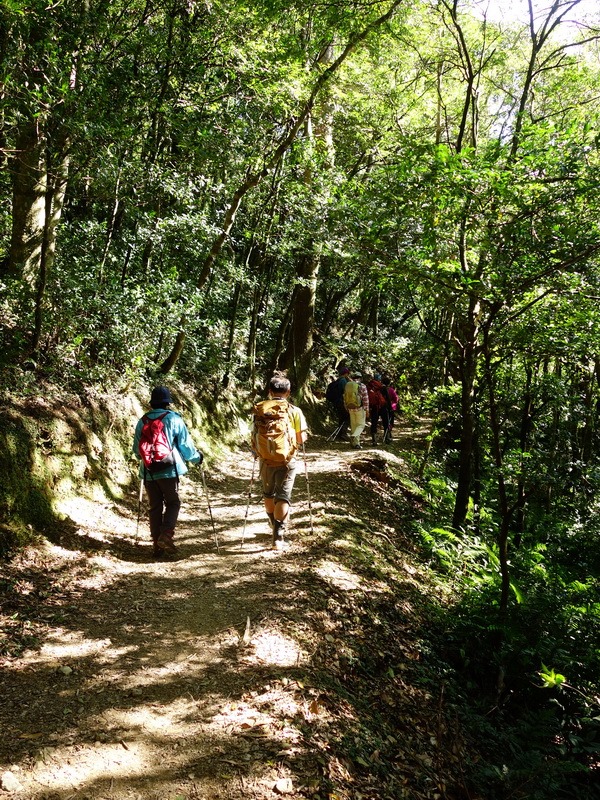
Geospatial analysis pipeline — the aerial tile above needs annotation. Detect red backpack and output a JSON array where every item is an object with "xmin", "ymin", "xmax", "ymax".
[
  {"xmin": 138, "ymin": 412, "xmax": 176, "ymax": 473},
  {"xmin": 368, "ymin": 381, "xmax": 388, "ymax": 411}
]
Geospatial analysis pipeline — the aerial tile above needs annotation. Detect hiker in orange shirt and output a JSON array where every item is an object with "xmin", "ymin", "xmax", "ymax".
[{"xmin": 252, "ymin": 374, "xmax": 308, "ymax": 550}]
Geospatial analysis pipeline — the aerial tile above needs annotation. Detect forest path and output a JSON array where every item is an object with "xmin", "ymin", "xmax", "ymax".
[{"xmin": 0, "ymin": 422, "xmax": 439, "ymax": 800}]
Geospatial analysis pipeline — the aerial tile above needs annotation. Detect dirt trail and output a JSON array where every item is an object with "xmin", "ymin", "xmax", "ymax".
[{"xmin": 0, "ymin": 425, "xmax": 445, "ymax": 800}]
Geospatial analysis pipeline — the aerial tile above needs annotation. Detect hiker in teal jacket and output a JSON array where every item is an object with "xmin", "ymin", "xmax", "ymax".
[{"xmin": 133, "ymin": 386, "xmax": 203, "ymax": 557}]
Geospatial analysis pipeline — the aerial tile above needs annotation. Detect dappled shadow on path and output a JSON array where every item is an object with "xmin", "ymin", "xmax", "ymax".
[{"xmin": 0, "ymin": 422, "xmax": 451, "ymax": 800}]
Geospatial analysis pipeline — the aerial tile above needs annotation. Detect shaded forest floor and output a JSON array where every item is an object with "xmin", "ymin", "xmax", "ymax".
[{"xmin": 0, "ymin": 422, "xmax": 471, "ymax": 800}]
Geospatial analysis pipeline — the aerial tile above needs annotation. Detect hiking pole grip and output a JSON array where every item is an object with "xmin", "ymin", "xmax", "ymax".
[{"xmin": 301, "ymin": 442, "xmax": 314, "ymax": 535}]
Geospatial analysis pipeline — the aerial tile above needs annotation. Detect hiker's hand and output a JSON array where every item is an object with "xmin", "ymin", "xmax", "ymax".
[{"xmin": 193, "ymin": 452, "xmax": 203, "ymax": 465}]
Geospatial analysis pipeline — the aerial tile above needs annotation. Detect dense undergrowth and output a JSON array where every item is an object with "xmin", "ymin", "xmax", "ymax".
[{"xmin": 415, "ymin": 464, "xmax": 600, "ymax": 799}]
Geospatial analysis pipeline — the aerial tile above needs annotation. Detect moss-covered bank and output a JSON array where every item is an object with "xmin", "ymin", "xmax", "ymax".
[{"xmin": 0, "ymin": 383, "xmax": 249, "ymax": 557}]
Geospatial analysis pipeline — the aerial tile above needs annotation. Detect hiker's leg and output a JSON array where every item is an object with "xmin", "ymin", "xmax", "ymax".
[
  {"xmin": 272, "ymin": 462, "xmax": 297, "ymax": 545},
  {"xmin": 336, "ymin": 403, "xmax": 349, "ymax": 439},
  {"xmin": 352, "ymin": 408, "xmax": 366, "ymax": 447},
  {"xmin": 370, "ymin": 409, "xmax": 379, "ymax": 444},
  {"xmin": 348, "ymin": 408, "xmax": 358, "ymax": 445},
  {"xmin": 145, "ymin": 480, "xmax": 164, "ymax": 545},
  {"xmin": 154, "ymin": 477, "xmax": 180, "ymax": 552},
  {"xmin": 261, "ymin": 462, "xmax": 278, "ymax": 531},
  {"xmin": 274, "ymin": 499, "xmax": 290, "ymax": 524},
  {"xmin": 159, "ymin": 478, "xmax": 181, "ymax": 531},
  {"xmin": 382, "ymin": 408, "xmax": 391, "ymax": 442},
  {"xmin": 263, "ymin": 496, "xmax": 276, "ymax": 530},
  {"xmin": 274, "ymin": 463, "xmax": 296, "ymax": 520}
]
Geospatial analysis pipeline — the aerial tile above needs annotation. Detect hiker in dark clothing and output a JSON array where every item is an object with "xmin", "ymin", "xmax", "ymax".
[
  {"xmin": 325, "ymin": 366, "xmax": 350, "ymax": 439},
  {"xmin": 382, "ymin": 376, "xmax": 398, "ymax": 440},
  {"xmin": 367, "ymin": 375, "xmax": 391, "ymax": 446},
  {"xmin": 133, "ymin": 386, "xmax": 203, "ymax": 558}
]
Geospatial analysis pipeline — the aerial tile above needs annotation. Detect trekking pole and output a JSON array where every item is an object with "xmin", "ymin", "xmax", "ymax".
[
  {"xmin": 200, "ymin": 464, "xmax": 220, "ymax": 553},
  {"xmin": 327, "ymin": 422, "xmax": 344, "ymax": 442},
  {"xmin": 135, "ymin": 477, "xmax": 144, "ymax": 546},
  {"xmin": 383, "ymin": 419, "xmax": 392, "ymax": 444},
  {"xmin": 240, "ymin": 456, "xmax": 257, "ymax": 549},
  {"xmin": 301, "ymin": 442, "xmax": 314, "ymax": 536}
]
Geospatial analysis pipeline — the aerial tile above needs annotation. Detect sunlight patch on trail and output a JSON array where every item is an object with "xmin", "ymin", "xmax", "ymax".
[
  {"xmin": 21, "ymin": 633, "xmax": 130, "ymax": 666},
  {"xmin": 247, "ymin": 628, "xmax": 307, "ymax": 668},
  {"xmin": 103, "ymin": 697, "xmax": 199, "ymax": 735},
  {"xmin": 27, "ymin": 742, "xmax": 146, "ymax": 795},
  {"xmin": 314, "ymin": 559, "xmax": 364, "ymax": 591}
]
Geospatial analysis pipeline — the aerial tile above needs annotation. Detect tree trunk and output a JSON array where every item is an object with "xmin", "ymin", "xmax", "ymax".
[
  {"xmin": 32, "ymin": 135, "xmax": 71, "ymax": 354},
  {"xmin": 159, "ymin": 317, "xmax": 187, "ymax": 374},
  {"xmin": 222, "ymin": 282, "xmax": 242, "ymax": 388},
  {"xmin": 514, "ymin": 365, "xmax": 534, "ymax": 546},
  {"xmin": 580, "ymin": 361, "xmax": 597, "ymax": 466},
  {"xmin": 278, "ymin": 249, "xmax": 320, "ymax": 390},
  {"xmin": 99, "ymin": 160, "xmax": 123, "ymax": 283},
  {"xmin": 269, "ymin": 299, "xmax": 294, "ymax": 379},
  {"xmin": 5, "ymin": 121, "xmax": 47, "ymax": 286},
  {"xmin": 452, "ymin": 298, "xmax": 481, "ymax": 529},
  {"xmin": 483, "ymin": 331, "xmax": 512, "ymax": 616}
]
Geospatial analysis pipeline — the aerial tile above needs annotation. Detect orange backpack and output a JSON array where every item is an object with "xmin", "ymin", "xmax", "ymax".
[{"xmin": 253, "ymin": 399, "xmax": 297, "ymax": 466}]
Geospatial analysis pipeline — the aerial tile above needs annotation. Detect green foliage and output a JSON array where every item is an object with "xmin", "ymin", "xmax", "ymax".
[{"xmin": 2, "ymin": 0, "xmax": 600, "ymax": 792}]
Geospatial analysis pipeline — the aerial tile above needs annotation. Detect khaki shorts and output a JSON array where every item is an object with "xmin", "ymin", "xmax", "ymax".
[{"xmin": 260, "ymin": 459, "xmax": 298, "ymax": 503}]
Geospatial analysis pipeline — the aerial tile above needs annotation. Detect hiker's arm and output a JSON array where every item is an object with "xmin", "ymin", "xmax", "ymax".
[
  {"xmin": 132, "ymin": 420, "xmax": 142, "ymax": 459},
  {"xmin": 295, "ymin": 410, "xmax": 309, "ymax": 445},
  {"xmin": 360, "ymin": 384, "xmax": 370, "ymax": 417},
  {"xmin": 174, "ymin": 420, "xmax": 203, "ymax": 464}
]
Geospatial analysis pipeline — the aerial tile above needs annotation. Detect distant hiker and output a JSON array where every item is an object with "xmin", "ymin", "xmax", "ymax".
[
  {"xmin": 367, "ymin": 375, "xmax": 391, "ymax": 446},
  {"xmin": 343, "ymin": 371, "xmax": 369, "ymax": 449},
  {"xmin": 325, "ymin": 366, "xmax": 350, "ymax": 439},
  {"xmin": 382, "ymin": 376, "xmax": 399, "ymax": 440},
  {"xmin": 252, "ymin": 374, "xmax": 308, "ymax": 551},
  {"xmin": 133, "ymin": 386, "xmax": 203, "ymax": 558}
]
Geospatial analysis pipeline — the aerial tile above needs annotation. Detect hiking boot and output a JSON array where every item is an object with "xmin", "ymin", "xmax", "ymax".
[{"xmin": 157, "ymin": 530, "xmax": 177, "ymax": 554}]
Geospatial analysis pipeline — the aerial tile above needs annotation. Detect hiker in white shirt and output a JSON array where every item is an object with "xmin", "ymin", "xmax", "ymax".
[{"xmin": 343, "ymin": 371, "xmax": 369, "ymax": 449}]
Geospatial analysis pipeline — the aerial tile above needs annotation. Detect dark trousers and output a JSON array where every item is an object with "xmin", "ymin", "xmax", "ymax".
[
  {"xmin": 370, "ymin": 407, "xmax": 391, "ymax": 439},
  {"xmin": 145, "ymin": 477, "xmax": 181, "ymax": 540},
  {"xmin": 333, "ymin": 401, "xmax": 350, "ymax": 431}
]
